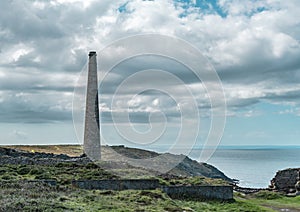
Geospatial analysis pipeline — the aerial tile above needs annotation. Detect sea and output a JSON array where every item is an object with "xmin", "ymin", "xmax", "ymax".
[{"xmin": 187, "ymin": 147, "xmax": 300, "ymax": 188}]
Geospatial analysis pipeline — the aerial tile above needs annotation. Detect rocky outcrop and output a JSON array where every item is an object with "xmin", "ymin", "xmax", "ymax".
[
  {"xmin": 168, "ymin": 156, "xmax": 233, "ymax": 182},
  {"xmin": 107, "ymin": 146, "xmax": 234, "ymax": 182},
  {"xmin": 0, "ymin": 147, "xmax": 91, "ymax": 165},
  {"xmin": 270, "ymin": 168, "xmax": 300, "ymax": 193}
]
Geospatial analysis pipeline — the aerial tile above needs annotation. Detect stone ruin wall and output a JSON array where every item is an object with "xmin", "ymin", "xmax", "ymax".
[
  {"xmin": 71, "ymin": 179, "xmax": 233, "ymax": 201},
  {"xmin": 270, "ymin": 168, "xmax": 300, "ymax": 193}
]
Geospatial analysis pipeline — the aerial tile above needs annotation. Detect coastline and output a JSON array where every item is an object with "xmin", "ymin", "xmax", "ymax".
[
  {"xmin": 0, "ymin": 145, "xmax": 299, "ymax": 211},
  {"xmin": 2, "ymin": 144, "xmax": 299, "ymax": 189}
]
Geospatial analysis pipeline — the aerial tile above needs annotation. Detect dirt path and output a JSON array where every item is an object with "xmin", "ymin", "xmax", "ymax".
[{"xmin": 262, "ymin": 204, "xmax": 300, "ymax": 212}]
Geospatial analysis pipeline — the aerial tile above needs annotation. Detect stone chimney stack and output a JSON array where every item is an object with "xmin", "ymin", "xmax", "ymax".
[{"xmin": 83, "ymin": 51, "xmax": 101, "ymax": 160}]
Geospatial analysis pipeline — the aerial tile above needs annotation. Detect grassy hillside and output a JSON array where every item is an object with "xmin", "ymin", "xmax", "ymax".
[
  {"xmin": 1, "ymin": 145, "xmax": 300, "ymax": 211},
  {"xmin": 0, "ymin": 181, "xmax": 299, "ymax": 211},
  {"xmin": 3, "ymin": 145, "xmax": 233, "ymax": 181}
]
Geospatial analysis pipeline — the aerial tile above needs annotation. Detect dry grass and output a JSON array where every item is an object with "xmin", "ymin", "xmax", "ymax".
[{"xmin": 3, "ymin": 145, "xmax": 84, "ymax": 157}]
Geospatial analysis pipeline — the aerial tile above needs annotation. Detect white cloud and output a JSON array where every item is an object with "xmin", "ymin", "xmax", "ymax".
[{"xmin": 0, "ymin": 0, "xmax": 300, "ymax": 125}]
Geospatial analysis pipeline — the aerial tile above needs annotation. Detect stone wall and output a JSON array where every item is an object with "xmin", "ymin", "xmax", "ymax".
[
  {"xmin": 162, "ymin": 185, "xmax": 233, "ymax": 201},
  {"xmin": 72, "ymin": 179, "xmax": 233, "ymax": 201},
  {"xmin": 271, "ymin": 168, "xmax": 300, "ymax": 192},
  {"xmin": 72, "ymin": 179, "xmax": 160, "ymax": 190}
]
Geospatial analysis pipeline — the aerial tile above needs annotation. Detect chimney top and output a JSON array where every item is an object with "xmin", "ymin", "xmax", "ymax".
[{"xmin": 89, "ymin": 51, "xmax": 97, "ymax": 57}]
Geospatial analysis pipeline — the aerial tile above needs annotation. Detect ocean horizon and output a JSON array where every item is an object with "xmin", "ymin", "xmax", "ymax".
[
  {"xmin": 186, "ymin": 146, "xmax": 300, "ymax": 188},
  {"xmin": 122, "ymin": 144, "xmax": 300, "ymax": 188},
  {"xmin": 2, "ymin": 144, "xmax": 299, "ymax": 188}
]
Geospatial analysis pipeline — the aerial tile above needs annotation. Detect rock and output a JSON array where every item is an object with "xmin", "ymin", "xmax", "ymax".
[
  {"xmin": 270, "ymin": 168, "xmax": 300, "ymax": 193},
  {"xmin": 286, "ymin": 192, "xmax": 297, "ymax": 197},
  {"xmin": 168, "ymin": 157, "xmax": 234, "ymax": 182},
  {"xmin": 0, "ymin": 147, "xmax": 91, "ymax": 166},
  {"xmin": 288, "ymin": 188, "xmax": 296, "ymax": 193},
  {"xmin": 295, "ymin": 180, "xmax": 300, "ymax": 189}
]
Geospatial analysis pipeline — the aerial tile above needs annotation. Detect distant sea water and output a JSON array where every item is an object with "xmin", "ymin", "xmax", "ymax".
[{"xmin": 188, "ymin": 147, "xmax": 300, "ymax": 188}]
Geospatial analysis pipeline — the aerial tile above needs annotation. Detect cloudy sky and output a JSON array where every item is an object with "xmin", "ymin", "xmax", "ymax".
[{"xmin": 0, "ymin": 0, "xmax": 300, "ymax": 150}]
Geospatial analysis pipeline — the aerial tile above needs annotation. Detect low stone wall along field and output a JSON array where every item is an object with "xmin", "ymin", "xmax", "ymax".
[
  {"xmin": 72, "ymin": 179, "xmax": 233, "ymax": 201},
  {"xmin": 162, "ymin": 185, "xmax": 233, "ymax": 201},
  {"xmin": 72, "ymin": 179, "xmax": 160, "ymax": 190}
]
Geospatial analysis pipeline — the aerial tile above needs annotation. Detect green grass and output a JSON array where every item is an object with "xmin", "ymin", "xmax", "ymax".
[
  {"xmin": 245, "ymin": 191, "xmax": 300, "ymax": 211},
  {"xmin": 0, "ymin": 163, "xmax": 230, "ymax": 186},
  {"xmin": 0, "ymin": 163, "xmax": 118, "ymax": 183},
  {"xmin": 2, "ymin": 181, "xmax": 297, "ymax": 211},
  {"xmin": 1, "ymin": 164, "xmax": 300, "ymax": 211},
  {"xmin": 160, "ymin": 175, "xmax": 230, "ymax": 186},
  {"xmin": 1, "ymin": 180, "xmax": 300, "ymax": 211}
]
